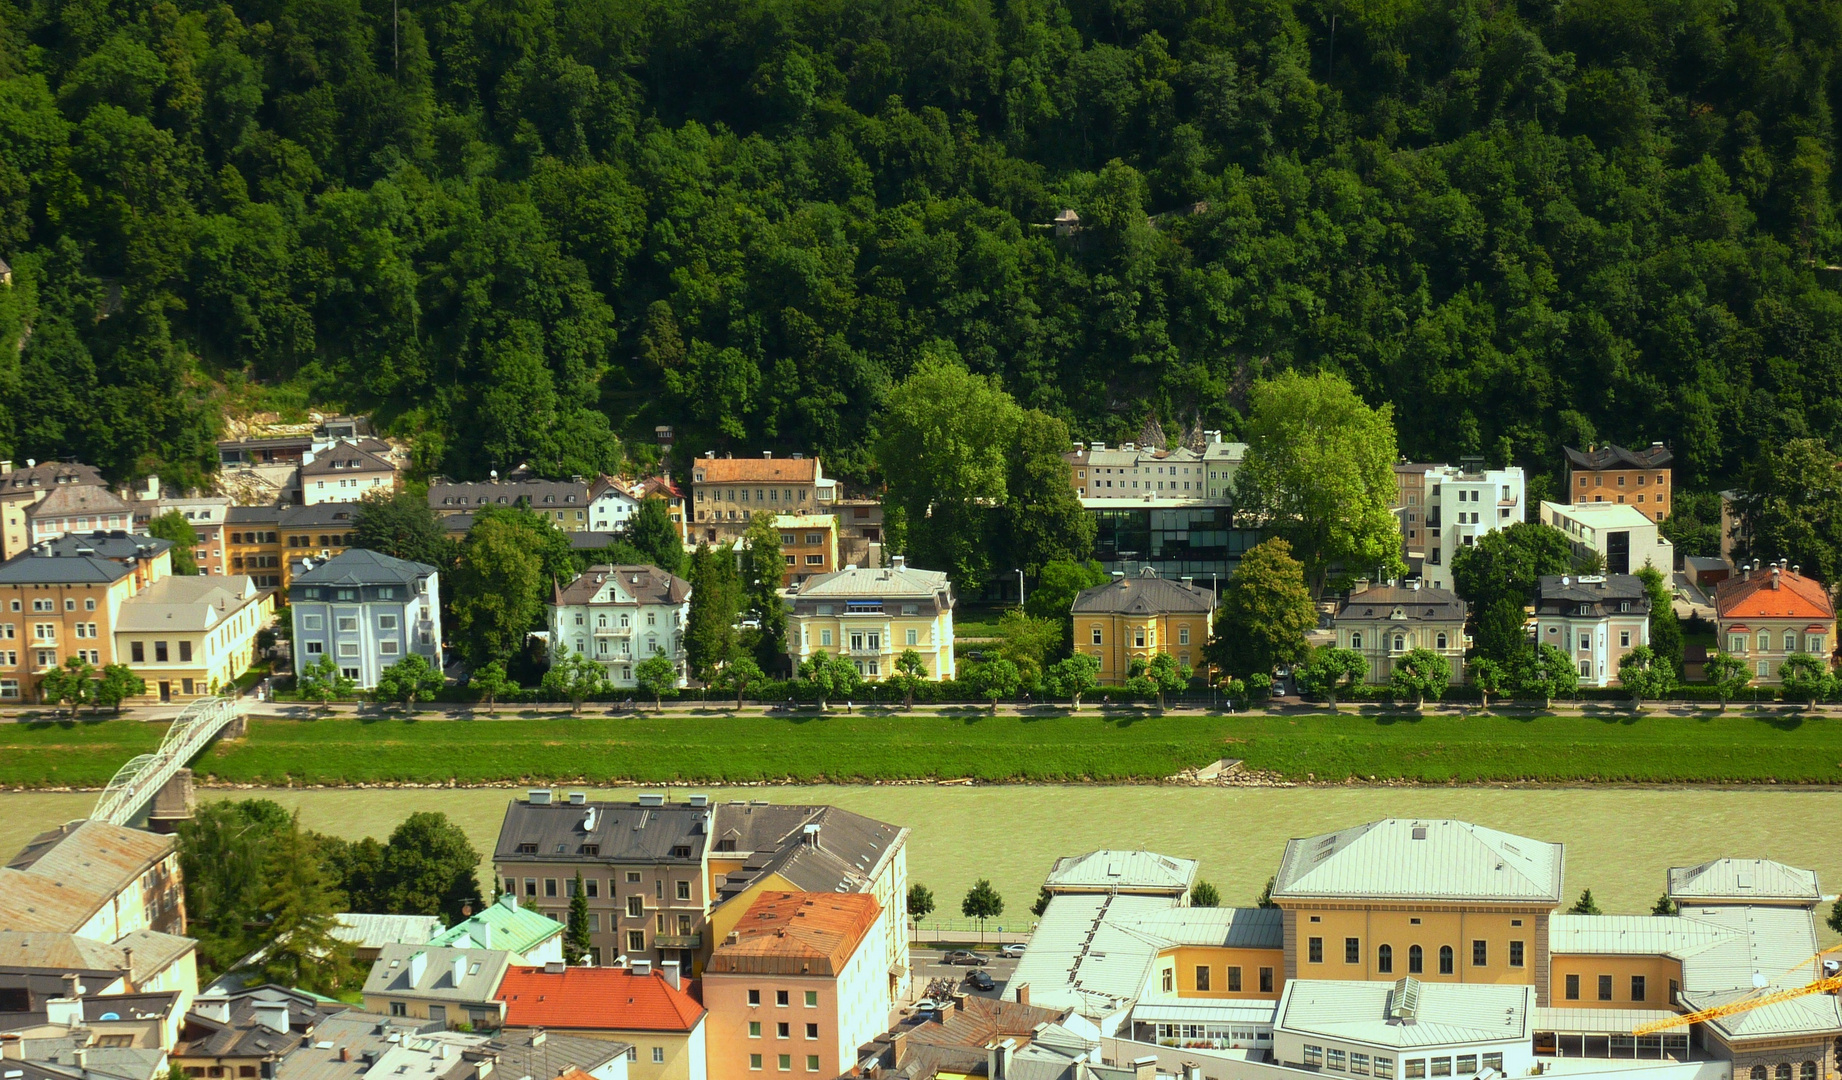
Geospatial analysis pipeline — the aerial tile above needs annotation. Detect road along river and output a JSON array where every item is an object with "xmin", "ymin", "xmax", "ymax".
[{"xmin": 6, "ymin": 785, "xmax": 1840, "ymax": 935}]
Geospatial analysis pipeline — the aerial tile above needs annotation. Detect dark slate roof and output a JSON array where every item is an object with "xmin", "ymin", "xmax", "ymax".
[
  {"xmin": 27, "ymin": 533, "xmax": 172, "ymax": 562},
  {"xmin": 176, "ymin": 986, "xmax": 347, "ymax": 1060},
  {"xmin": 567, "ymin": 531, "xmax": 624, "ymax": 551},
  {"xmin": 554, "ymin": 565, "xmax": 690, "ymax": 607},
  {"xmin": 0, "ymin": 551, "xmax": 134, "ymax": 585},
  {"xmin": 1535, "ymin": 574, "xmax": 1651, "ymax": 617},
  {"xmin": 0, "ymin": 461, "xmax": 104, "ymax": 495},
  {"xmin": 708, "ymin": 802, "xmax": 909, "ymax": 902},
  {"xmin": 299, "ymin": 442, "xmax": 395, "ymax": 477},
  {"xmin": 495, "ymin": 798, "xmax": 711, "ymax": 864},
  {"xmin": 279, "ymin": 504, "xmax": 360, "ymax": 528},
  {"xmin": 1335, "ymin": 585, "xmax": 1468, "ymax": 622},
  {"xmin": 226, "ymin": 506, "xmax": 283, "ymax": 524},
  {"xmin": 1070, "ymin": 567, "xmax": 1214, "ymax": 616},
  {"xmin": 428, "ymin": 477, "xmax": 589, "ymax": 510},
  {"xmin": 1563, "ymin": 443, "xmax": 1673, "ymax": 471},
  {"xmin": 291, "ymin": 548, "xmax": 436, "ymax": 587}
]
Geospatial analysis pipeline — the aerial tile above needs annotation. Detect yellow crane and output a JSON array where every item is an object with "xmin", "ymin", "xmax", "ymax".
[{"xmin": 1632, "ymin": 945, "xmax": 1842, "ymax": 1036}]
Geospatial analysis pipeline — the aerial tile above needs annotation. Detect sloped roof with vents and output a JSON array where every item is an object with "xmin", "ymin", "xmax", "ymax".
[
  {"xmin": 1716, "ymin": 567, "xmax": 1835, "ymax": 621},
  {"xmin": 1564, "ymin": 443, "xmax": 1674, "ymax": 471},
  {"xmin": 291, "ymin": 548, "xmax": 435, "ymax": 587},
  {"xmin": 1272, "ymin": 820, "xmax": 1563, "ymax": 904},
  {"xmin": 1070, "ymin": 569, "xmax": 1215, "ymax": 616},
  {"xmin": 1, "ymin": 821, "xmax": 175, "ymax": 933},
  {"xmin": 691, "ymin": 456, "xmax": 820, "ymax": 484},
  {"xmin": 299, "ymin": 441, "xmax": 395, "ymax": 477},
  {"xmin": 29, "ymin": 484, "xmax": 130, "ymax": 519},
  {"xmin": 553, "ymin": 564, "xmax": 690, "ymax": 607},
  {"xmin": 1043, "ymin": 851, "xmax": 1197, "ymax": 895},
  {"xmin": 707, "ymin": 891, "xmax": 882, "ymax": 977},
  {"xmin": 1275, "ymin": 978, "xmax": 1533, "ymax": 1049},
  {"xmin": 429, "ymin": 895, "xmax": 561, "ymax": 956},
  {"xmin": 1668, "ymin": 858, "xmax": 1820, "ymax": 904},
  {"xmin": 1335, "ymin": 586, "xmax": 1467, "ymax": 623},
  {"xmin": 495, "ymin": 965, "xmax": 704, "ymax": 1032}
]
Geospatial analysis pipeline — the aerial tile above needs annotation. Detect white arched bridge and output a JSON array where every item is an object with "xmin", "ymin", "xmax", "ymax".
[{"xmin": 92, "ymin": 695, "xmax": 241, "ymax": 826}]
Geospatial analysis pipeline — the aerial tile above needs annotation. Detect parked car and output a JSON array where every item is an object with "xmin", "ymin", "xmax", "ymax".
[
  {"xmin": 943, "ymin": 950, "xmax": 988, "ymax": 966},
  {"xmin": 913, "ymin": 998, "xmax": 940, "ymax": 1011},
  {"xmin": 1270, "ymin": 681, "xmax": 1287, "ymax": 698},
  {"xmin": 966, "ymin": 970, "xmax": 995, "ymax": 991},
  {"xmin": 1001, "ymin": 943, "xmax": 1027, "ymax": 958}
]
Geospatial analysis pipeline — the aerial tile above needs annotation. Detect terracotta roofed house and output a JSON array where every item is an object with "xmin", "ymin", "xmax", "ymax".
[
  {"xmin": 689, "ymin": 452, "xmax": 833, "ymax": 542},
  {"xmin": 1715, "ymin": 560, "xmax": 1835, "ymax": 685},
  {"xmin": 702, "ymin": 891, "xmax": 892, "ymax": 1080},
  {"xmin": 496, "ymin": 963, "xmax": 705, "ymax": 1080}
]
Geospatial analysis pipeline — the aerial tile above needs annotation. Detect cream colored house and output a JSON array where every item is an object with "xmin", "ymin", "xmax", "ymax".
[
  {"xmin": 784, "ymin": 556, "xmax": 954, "ymax": 680},
  {"xmin": 1716, "ymin": 561, "xmax": 1835, "ymax": 684},
  {"xmin": 298, "ymin": 441, "xmax": 398, "ymax": 506},
  {"xmin": 1534, "ymin": 574, "xmax": 1650, "ymax": 686},
  {"xmin": 116, "ymin": 575, "xmax": 274, "ymax": 702},
  {"xmin": 1332, "ymin": 582, "xmax": 1469, "ymax": 684}
]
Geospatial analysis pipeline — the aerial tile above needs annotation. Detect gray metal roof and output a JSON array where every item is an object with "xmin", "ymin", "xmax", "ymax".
[
  {"xmin": 293, "ymin": 548, "xmax": 436, "ymax": 587},
  {"xmin": 1335, "ymin": 585, "xmax": 1467, "ymax": 623},
  {"xmin": 428, "ymin": 478, "xmax": 589, "ymax": 510},
  {"xmin": 227, "ymin": 506, "xmax": 283, "ymax": 524},
  {"xmin": 0, "ymin": 461, "xmax": 103, "ymax": 495},
  {"xmin": 1043, "ymin": 851, "xmax": 1198, "ymax": 895},
  {"xmin": 793, "ymin": 561, "xmax": 952, "ymax": 601},
  {"xmin": 116, "ymin": 576, "xmax": 262, "ymax": 632},
  {"xmin": 1070, "ymin": 569, "xmax": 1214, "ymax": 616},
  {"xmin": 1667, "ymin": 858, "xmax": 1820, "ymax": 903},
  {"xmin": 1116, "ymin": 907, "xmax": 1282, "ymax": 950},
  {"xmin": 1007, "ymin": 892, "xmax": 1176, "ymax": 1019},
  {"xmin": 331, "ymin": 914, "xmax": 445, "ymax": 951},
  {"xmin": 177, "ymin": 985, "xmax": 350, "ymax": 1060},
  {"xmin": 484, "ymin": 1029, "xmax": 629, "ymax": 1080},
  {"xmin": 1272, "ymin": 820, "xmax": 1563, "ymax": 905},
  {"xmin": 554, "ymin": 565, "xmax": 690, "ymax": 607},
  {"xmin": 25, "ymin": 533, "xmax": 171, "ymax": 562},
  {"xmin": 1535, "ymin": 574, "xmax": 1650, "ymax": 617},
  {"xmin": 1274, "ymin": 978, "xmax": 1533, "ymax": 1049},
  {"xmin": 271, "ymin": 1012, "xmax": 469, "ymax": 1080},
  {"xmin": 1564, "ymin": 443, "xmax": 1673, "ymax": 471},
  {"xmin": 1531, "ymin": 1006, "xmax": 1681, "ymax": 1034},
  {"xmin": 361, "ymin": 944, "xmax": 510, "ymax": 1003},
  {"xmin": 279, "ymin": 503, "xmax": 361, "ymax": 528},
  {"xmin": 1131, "ymin": 1001, "xmax": 1278, "ymax": 1025},
  {"xmin": 300, "ymin": 442, "xmax": 394, "ymax": 477},
  {"xmin": 494, "ymin": 797, "xmax": 710, "ymax": 865}
]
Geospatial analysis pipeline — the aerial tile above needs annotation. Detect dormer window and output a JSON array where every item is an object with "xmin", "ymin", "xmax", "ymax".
[{"xmin": 516, "ymin": 843, "xmax": 538, "ymax": 854}]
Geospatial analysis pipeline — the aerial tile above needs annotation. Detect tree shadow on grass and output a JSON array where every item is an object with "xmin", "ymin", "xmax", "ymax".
[{"xmin": 1756, "ymin": 714, "xmax": 1808, "ymax": 732}]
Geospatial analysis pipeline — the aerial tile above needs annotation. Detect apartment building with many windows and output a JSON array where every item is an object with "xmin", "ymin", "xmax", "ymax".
[
  {"xmin": 289, "ymin": 549, "xmax": 442, "ymax": 689},
  {"xmin": 1565, "ymin": 442, "xmax": 1673, "ymax": 522},
  {"xmin": 0, "ymin": 459, "xmax": 106, "ymax": 561},
  {"xmin": 1716, "ymin": 561, "xmax": 1834, "ymax": 685},
  {"xmin": 1534, "ymin": 574, "xmax": 1651, "ymax": 687},
  {"xmin": 689, "ymin": 453, "xmax": 834, "ymax": 543},
  {"xmin": 548, "ymin": 564, "xmax": 691, "ymax": 688},
  {"xmin": 0, "ymin": 534, "xmax": 171, "ymax": 702}
]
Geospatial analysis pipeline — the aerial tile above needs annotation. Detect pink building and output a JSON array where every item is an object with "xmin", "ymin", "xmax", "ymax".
[{"xmin": 702, "ymin": 892, "xmax": 892, "ymax": 1079}]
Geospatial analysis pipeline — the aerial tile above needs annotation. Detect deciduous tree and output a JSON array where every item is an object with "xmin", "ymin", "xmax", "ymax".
[
  {"xmin": 544, "ymin": 650, "xmax": 610, "ymax": 713},
  {"xmin": 1389, "ymin": 649, "xmax": 1450, "ymax": 709},
  {"xmin": 1702, "ymin": 651, "xmax": 1751, "ymax": 711},
  {"xmin": 711, "ymin": 654, "xmax": 765, "ymax": 709},
  {"xmin": 147, "ymin": 511, "xmax": 199, "ymax": 575},
  {"xmin": 468, "ymin": 661, "xmax": 516, "ymax": 715},
  {"xmin": 966, "ymin": 657, "xmax": 1022, "ymax": 713},
  {"xmin": 452, "ymin": 516, "xmax": 544, "ymax": 669},
  {"xmin": 1126, "ymin": 652, "xmax": 1189, "ymax": 713},
  {"xmin": 1778, "ymin": 653, "xmax": 1832, "ymax": 709},
  {"xmin": 1207, "ymin": 539, "xmax": 1315, "ymax": 681},
  {"xmin": 961, "ymin": 878, "xmax": 1004, "ymax": 941},
  {"xmin": 374, "ymin": 654, "xmax": 443, "ymax": 712},
  {"xmin": 1296, "ymin": 647, "xmax": 1367, "ymax": 711},
  {"xmin": 1617, "ymin": 645, "xmax": 1674, "ymax": 711},
  {"xmin": 1044, "ymin": 652, "xmax": 1100, "ymax": 711},
  {"xmin": 633, "ymin": 654, "xmax": 679, "ymax": 711}
]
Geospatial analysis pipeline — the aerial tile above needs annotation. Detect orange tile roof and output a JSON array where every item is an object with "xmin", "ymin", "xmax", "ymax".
[
  {"xmin": 691, "ymin": 457, "xmax": 818, "ymax": 484},
  {"xmin": 496, "ymin": 966, "xmax": 704, "ymax": 1032},
  {"xmin": 706, "ymin": 891, "xmax": 881, "ymax": 978},
  {"xmin": 1716, "ymin": 567, "xmax": 1835, "ymax": 621}
]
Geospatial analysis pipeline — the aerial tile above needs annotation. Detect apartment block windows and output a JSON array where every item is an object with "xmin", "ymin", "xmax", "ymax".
[
  {"xmin": 1439, "ymin": 946, "xmax": 1454, "ymax": 975},
  {"xmin": 805, "ymin": 1024, "xmax": 818, "ymax": 1040},
  {"xmin": 1378, "ymin": 945, "xmax": 1393, "ymax": 973},
  {"xmin": 1162, "ymin": 968, "xmax": 1173, "ymax": 993},
  {"xmin": 1375, "ymin": 1060, "xmax": 1394, "ymax": 1080},
  {"xmin": 1346, "ymin": 937, "xmax": 1361, "ymax": 964},
  {"xmin": 1472, "ymin": 940, "xmax": 1487, "ymax": 966},
  {"xmin": 749, "ymin": 990, "xmax": 761, "ymax": 1006},
  {"xmin": 776, "ymin": 1023, "xmax": 789, "ymax": 1039},
  {"xmin": 804, "ymin": 991, "xmax": 817, "ymax": 1007},
  {"xmin": 1408, "ymin": 945, "xmax": 1423, "ymax": 974},
  {"xmin": 1509, "ymin": 940, "xmax": 1525, "ymax": 968},
  {"xmin": 626, "ymin": 930, "xmax": 644, "ymax": 952},
  {"xmin": 1308, "ymin": 937, "xmax": 1323, "ymax": 963},
  {"xmin": 1566, "ymin": 974, "xmax": 1581, "ymax": 1000},
  {"xmin": 131, "ymin": 641, "xmax": 144, "ymax": 662},
  {"xmin": 1228, "ymin": 966, "xmax": 1242, "ymax": 992},
  {"xmin": 1598, "ymin": 975, "xmax": 1613, "ymax": 1001},
  {"xmin": 677, "ymin": 880, "xmax": 692, "ymax": 900},
  {"xmin": 155, "ymin": 641, "xmax": 169, "ymax": 662},
  {"xmin": 628, "ymin": 895, "xmax": 643, "ymax": 917},
  {"xmin": 1195, "ymin": 966, "xmax": 1210, "ymax": 992},
  {"xmin": 179, "ymin": 641, "xmax": 192, "ymax": 662},
  {"xmin": 1260, "ymin": 967, "xmax": 1273, "ymax": 993},
  {"xmin": 1632, "ymin": 975, "xmax": 1646, "ymax": 1001},
  {"xmin": 776, "ymin": 991, "xmax": 789, "ymax": 1006}
]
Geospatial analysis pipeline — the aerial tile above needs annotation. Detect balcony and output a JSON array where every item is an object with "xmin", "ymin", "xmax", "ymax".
[
  {"xmin": 592, "ymin": 625, "xmax": 632, "ymax": 637},
  {"xmin": 655, "ymin": 934, "xmax": 702, "ymax": 949}
]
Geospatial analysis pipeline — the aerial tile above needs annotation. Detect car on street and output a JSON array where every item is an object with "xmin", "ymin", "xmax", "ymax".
[
  {"xmin": 943, "ymin": 950, "xmax": 988, "ymax": 966},
  {"xmin": 913, "ymin": 998, "xmax": 940, "ymax": 1011},
  {"xmin": 1001, "ymin": 943, "xmax": 1026, "ymax": 957},
  {"xmin": 965, "ymin": 970, "xmax": 995, "ymax": 991}
]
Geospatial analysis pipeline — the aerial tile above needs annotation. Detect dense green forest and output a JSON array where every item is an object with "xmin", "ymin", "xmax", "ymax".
[{"xmin": 0, "ymin": 0, "xmax": 1839, "ymax": 494}]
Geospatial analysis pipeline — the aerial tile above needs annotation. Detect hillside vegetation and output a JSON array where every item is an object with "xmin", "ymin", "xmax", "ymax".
[{"xmin": 0, "ymin": 0, "xmax": 1838, "ymax": 489}]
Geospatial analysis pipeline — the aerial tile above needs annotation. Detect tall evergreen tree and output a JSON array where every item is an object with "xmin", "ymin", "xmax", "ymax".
[
  {"xmin": 684, "ymin": 542, "xmax": 741, "ymax": 679},
  {"xmin": 256, "ymin": 812, "xmax": 356, "ymax": 995},
  {"xmin": 630, "ymin": 496, "xmax": 684, "ymax": 577},
  {"xmin": 738, "ymin": 514, "xmax": 788, "ymax": 671},
  {"xmin": 564, "ymin": 871, "xmax": 592, "ymax": 965}
]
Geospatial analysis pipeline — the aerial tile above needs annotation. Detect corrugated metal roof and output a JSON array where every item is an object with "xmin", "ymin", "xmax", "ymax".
[
  {"xmin": 1006, "ymin": 893, "xmax": 1176, "ymax": 1019},
  {"xmin": 1272, "ymin": 820, "xmax": 1563, "ymax": 904},
  {"xmin": 794, "ymin": 563, "xmax": 951, "ymax": 599},
  {"xmin": 360, "ymin": 944, "xmax": 510, "ymax": 1002},
  {"xmin": 1274, "ymin": 979, "xmax": 1533, "ymax": 1048},
  {"xmin": 1044, "ymin": 851, "xmax": 1198, "ymax": 894},
  {"xmin": 1117, "ymin": 907, "xmax": 1283, "ymax": 950},
  {"xmin": 1547, "ymin": 915, "xmax": 1733, "ymax": 959},
  {"xmin": 1667, "ymin": 859, "xmax": 1820, "ymax": 903},
  {"xmin": 429, "ymin": 898, "xmax": 560, "ymax": 956},
  {"xmin": 331, "ymin": 914, "xmax": 445, "ymax": 951},
  {"xmin": 1532, "ymin": 1007, "xmax": 1683, "ymax": 1033},
  {"xmin": 1132, "ymin": 1002, "xmax": 1279, "ymax": 1025},
  {"xmin": 1, "ymin": 821, "xmax": 174, "ymax": 933}
]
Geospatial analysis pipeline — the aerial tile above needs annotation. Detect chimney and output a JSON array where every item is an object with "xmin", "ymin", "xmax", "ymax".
[
  {"xmin": 1180, "ymin": 576, "xmax": 1194, "ymax": 589},
  {"xmin": 1771, "ymin": 565, "xmax": 1782, "ymax": 590},
  {"xmin": 763, "ymin": 451, "xmax": 773, "ymax": 459},
  {"xmin": 688, "ymin": 794, "xmax": 708, "ymax": 808},
  {"xmin": 1411, "ymin": 579, "xmax": 1422, "ymax": 591},
  {"xmin": 662, "ymin": 961, "xmax": 681, "ymax": 990},
  {"xmin": 45, "ymin": 997, "xmax": 83, "ymax": 1027},
  {"xmin": 891, "ymin": 1031, "xmax": 908, "ymax": 1065},
  {"xmin": 543, "ymin": 960, "xmax": 566, "ymax": 975},
  {"xmin": 409, "ymin": 951, "xmax": 428, "ymax": 986},
  {"xmin": 1014, "ymin": 983, "xmax": 1029, "ymax": 1007},
  {"xmin": 936, "ymin": 997, "xmax": 955, "ymax": 1021},
  {"xmin": 0, "ymin": 461, "xmax": 10, "ymax": 474},
  {"xmin": 1111, "ymin": 571, "xmax": 1125, "ymax": 581},
  {"xmin": 1133, "ymin": 1055, "xmax": 1159, "ymax": 1080},
  {"xmin": 61, "ymin": 974, "xmax": 81, "ymax": 1000},
  {"xmin": 72, "ymin": 1048, "xmax": 87, "ymax": 1072},
  {"xmin": 567, "ymin": 791, "xmax": 587, "ymax": 805},
  {"xmin": 478, "ymin": 922, "xmax": 491, "ymax": 948},
  {"xmin": 803, "ymin": 823, "xmax": 822, "ymax": 849},
  {"xmin": 528, "ymin": 788, "xmax": 552, "ymax": 805},
  {"xmin": 530, "ymin": 1031, "xmax": 546, "ymax": 1047},
  {"xmin": 631, "ymin": 959, "xmax": 652, "ymax": 976},
  {"xmin": 1183, "ymin": 1064, "xmax": 1203, "ymax": 1080},
  {"xmin": 987, "ymin": 1038, "xmax": 1017, "ymax": 1080},
  {"xmin": 890, "ymin": 555, "xmax": 905, "ymax": 572},
  {"xmin": 254, "ymin": 1000, "xmax": 290, "ymax": 1034},
  {"xmin": 144, "ymin": 475, "xmax": 160, "ymax": 500},
  {"xmin": 193, "ymin": 993, "xmax": 232, "ymax": 1024},
  {"xmin": 451, "ymin": 955, "xmax": 467, "ymax": 986},
  {"xmin": 339, "ymin": 1048, "xmax": 350, "ymax": 1063}
]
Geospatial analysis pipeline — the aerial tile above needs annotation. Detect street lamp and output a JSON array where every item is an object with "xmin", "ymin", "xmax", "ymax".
[{"xmin": 1015, "ymin": 569, "xmax": 1025, "ymax": 609}]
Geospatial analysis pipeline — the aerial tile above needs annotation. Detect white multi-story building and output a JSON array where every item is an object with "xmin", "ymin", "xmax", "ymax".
[
  {"xmin": 549, "ymin": 564, "xmax": 691, "ymax": 687},
  {"xmin": 1065, "ymin": 434, "xmax": 1247, "ymax": 506},
  {"xmin": 1404, "ymin": 464, "xmax": 1526, "ymax": 591},
  {"xmin": 290, "ymin": 549, "xmax": 442, "ymax": 688}
]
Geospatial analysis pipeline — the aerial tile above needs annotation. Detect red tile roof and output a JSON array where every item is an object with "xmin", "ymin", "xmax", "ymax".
[
  {"xmin": 691, "ymin": 456, "xmax": 818, "ymax": 484},
  {"xmin": 1716, "ymin": 566, "xmax": 1835, "ymax": 621},
  {"xmin": 706, "ymin": 891, "xmax": 881, "ymax": 977},
  {"xmin": 496, "ymin": 966, "xmax": 704, "ymax": 1032}
]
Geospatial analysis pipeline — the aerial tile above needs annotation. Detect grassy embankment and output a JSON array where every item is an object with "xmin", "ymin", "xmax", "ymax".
[{"xmin": 5, "ymin": 711, "xmax": 1842, "ymax": 787}]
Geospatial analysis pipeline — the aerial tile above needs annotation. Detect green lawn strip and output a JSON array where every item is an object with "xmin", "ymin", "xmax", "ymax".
[{"xmin": 7, "ymin": 713, "xmax": 1842, "ymax": 787}]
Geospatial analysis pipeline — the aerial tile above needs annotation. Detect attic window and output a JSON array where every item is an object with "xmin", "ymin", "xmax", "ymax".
[
  {"xmin": 671, "ymin": 845, "xmax": 692, "ymax": 858},
  {"xmin": 516, "ymin": 843, "xmax": 538, "ymax": 854},
  {"xmin": 580, "ymin": 845, "xmax": 600, "ymax": 856},
  {"xmin": 1411, "ymin": 827, "xmax": 1427, "ymax": 840},
  {"xmin": 555, "ymin": 843, "xmax": 567, "ymax": 853}
]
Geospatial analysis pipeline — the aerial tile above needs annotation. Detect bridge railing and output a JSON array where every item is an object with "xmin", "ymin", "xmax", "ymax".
[{"xmin": 92, "ymin": 696, "xmax": 238, "ymax": 825}]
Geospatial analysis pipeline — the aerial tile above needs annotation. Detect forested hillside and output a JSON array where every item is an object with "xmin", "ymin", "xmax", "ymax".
[{"xmin": 0, "ymin": 0, "xmax": 1838, "ymax": 493}]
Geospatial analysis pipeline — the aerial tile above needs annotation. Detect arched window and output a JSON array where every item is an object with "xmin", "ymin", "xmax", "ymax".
[
  {"xmin": 1435, "ymin": 632, "xmax": 1448, "ymax": 650},
  {"xmin": 1351, "ymin": 631, "xmax": 1363, "ymax": 649},
  {"xmin": 1408, "ymin": 945, "xmax": 1423, "ymax": 974},
  {"xmin": 1378, "ymin": 945, "xmax": 1393, "ymax": 974},
  {"xmin": 1751, "ymin": 1068, "xmax": 1767, "ymax": 1080},
  {"xmin": 1801, "ymin": 1063, "xmax": 1817, "ymax": 1080},
  {"xmin": 1776, "ymin": 1065, "xmax": 1791, "ymax": 1080},
  {"xmin": 1439, "ymin": 945, "xmax": 1454, "ymax": 974},
  {"xmin": 1393, "ymin": 634, "xmax": 1405, "ymax": 652}
]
